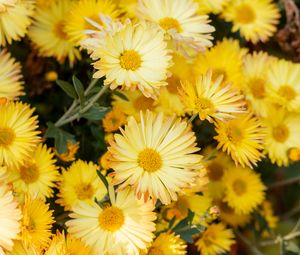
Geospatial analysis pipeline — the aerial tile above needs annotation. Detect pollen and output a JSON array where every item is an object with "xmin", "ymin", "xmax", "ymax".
[
  {"xmin": 20, "ymin": 162, "xmax": 40, "ymax": 184},
  {"xmin": 249, "ymin": 78, "xmax": 266, "ymax": 99},
  {"xmin": 138, "ymin": 148, "xmax": 162, "ymax": 173},
  {"xmin": 0, "ymin": 127, "xmax": 15, "ymax": 147},
  {"xmin": 98, "ymin": 206, "xmax": 125, "ymax": 232},
  {"xmin": 75, "ymin": 183, "xmax": 95, "ymax": 200},
  {"xmin": 272, "ymin": 124, "xmax": 290, "ymax": 143},
  {"xmin": 159, "ymin": 17, "xmax": 182, "ymax": 32},
  {"xmin": 207, "ymin": 162, "xmax": 224, "ymax": 181},
  {"xmin": 235, "ymin": 3, "xmax": 256, "ymax": 24},
  {"xmin": 120, "ymin": 50, "xmax": 142, "ymax": 71},
  {"xmin": 232, "ymin": 179, "xmax": 247, "ymax": 195},
  {"xmin": 195, "ymin": 98, "xmax": 215, "ymax": 118}
]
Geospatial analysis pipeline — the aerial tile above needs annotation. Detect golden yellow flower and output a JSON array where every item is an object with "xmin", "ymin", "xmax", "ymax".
[
  {"xmin": 289, "ymin": 147, "xmax": 300, "ymax": 162},
  {"xmin": 195, "ymin": 0, "xmax": 231, "ymax": 14},
  {"xmin": 99, "ymin": 151, "xmax": 113, "ymax": 170},
  {"xmin": 6, "ymin": 240, "xmax": 39, "ymax": 255},
  {"xmin": 179, "ymin": 70, "xmax": 245, "ymax": 123},
  {"xmin": 214, "ymin": 113, "xmax": 265, "ymax": 168},
  {"xmin": 66, "ymin": 188, "xmax": 156, "ymax": 255},
  {"xmin": 56, "ymin": 141, "xmax": 79, "ymax": 162},
  {"xmin": 102, "ymin": 107, "xmax": 127, "ymax": 133},
  {"xmin": 109, "ymin": 111, "xmax": 202, "ymax": 204},
  {"xmin": 222, "ymin": 0, "xmax": 280, "ymax": 43},
  {"xmin": 117, "ymin": 0, "xmax": 137, "ymax": 18},
  {"xmin": 196, "ymin": 223, "xmax": 235, "ymax": 255}
]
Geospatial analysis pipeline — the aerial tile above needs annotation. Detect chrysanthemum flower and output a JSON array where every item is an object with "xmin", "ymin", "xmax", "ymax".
[
  {"xmin": 196, "ymin": 223, "xmax": 235, "ymax": 255},
  {"xmin": 222, "ymin": 0, "xmax": 280, "ymax": 44},
  {"xmin": 195, "ymin": 0, "xmax": 230, "ymax": 14},
  {"xmin": 20, "ymin": 197, "xmax": 54, "ymax": 250},
  {"xmin": 6, "ymin": 240, "xmax": 38, "ymax": 255},
  {"xmin": 8, "ymin": 144, "xmax": 59, "ymax": 199},
  {"xmin": 214, "ymin": 113, "xmax": 266, "ymax": 168},
  {"xmin": 90, "ymin": 20, "xmax": 172, "ymax": 98},
  {"xmin": 136, "ymin": 0, "xmax": 215, "ymax": 55},
  {"xmin": 0, "ymin": 101, "xmax": 40, "ymax": 168},
  {"xmin": 193, "ymin": 39, "xmax": 247, "ymax": 88},
  {"xmin": 0, "ymin": 50, "xmax": 24, "ymax": 100},
  {"xmin": 109, "ymin": 111, "xmax": 202, "ymax": 205},
  {"xmin": 44, "ymin": 231, "xmax": 92, "ymax": 255},
  {"xmin": 146, "ymin": 232, "xmax": 187, "ymax": 255},
  {"xmin": 65, "ymin": 0, "xmax": 119, "ymax": 45},
  {"xmin": 28, "ymin": 0, "xmax": 81, "ymax": 65},
  {"xmin": 0, "ymin": 0, "xmax": 35, "ymax": 46},
  {"xmin": 57, "ymin": 160, "xmax": 107, "ymax": 210},
  {"xmin": 56, "ymin": 141, "xmax": 79, "ymax": 162},
  {"xmin": 263, "ymin": 110, "xmax": 300, "ymax": 166},
  {"xmin": 223, "ymin": 166, "xmax": 266, "ymax": 214},
  {"xmin": 0, "ymin": 184, "xmax": 21, "ymax": 254},
  {"xmin": 103, "ymin": 107, "xmax": 127, "ymax": 133},
  {"xmin": 267, "ymin": 59, "xmax": 300, "ymax": 112},
  {"xmin": 179, "ymin": 70, "xmax": 245, "ymax": 123},
  {"xmin": 242, "ymin": 52, "xmax": 274, "ymax": 117},
  {"xmin": 66, "ymin": 188, "xmax": 156, "ymax": 255}
]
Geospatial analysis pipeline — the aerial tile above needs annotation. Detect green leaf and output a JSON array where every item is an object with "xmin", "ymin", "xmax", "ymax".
[
  {"xmin": 72, "ymin": 75, "xmax": 85, "ymax": 107},
  {"xmin": 82, "ymin": 105, "xmax": 110, "ymax": 121},
  {"xmin": 56, "ymin": 80, "xmax": 77, "ymax": 99},
  {"xmin": 97, "ymin": 170, "xmax": 109, "ymax": 190},
  {"xmin": 113, "ymin": 90, "xmax": 129, "ymax": 101},
  {"xmin": 44, "ymin": 122, "xmax": 57, "ymax": 138}
]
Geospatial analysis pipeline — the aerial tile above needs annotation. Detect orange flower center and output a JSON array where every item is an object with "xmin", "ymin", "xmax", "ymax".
[
  {"xmin": 207, "ymin": 162, "xmax": 224, "ymax": 181},
  {"xmin": 232, "ymin": 178, "xmax": 247, "ymax": 195},
  {"xmin": 0, "ymin": 127, "xmax": 15, "ymax": 147},
  {"xmin": 148, "ymin": 247, "xmax": 165, "ymax": 255},
  {"xmin": 235, "ymin": 4, "xmax": 256, "ymax": 24},
  {"xmin": 75, "ymin": 183, "xmax": 94, "ymax": 200},
  {"xmin": 120, "ymin": 50, "xmax": 142, "ymax": 71},
  {"xmin": 20, "ymin": 162, "xmax": 39, "ymax": 184},
  {"xmin": 226, "ymin": 124, "xmax": 243, "ymax": 144},
  {"xmin": 195, "ymin": 98, "xmax": 215, "ymax": 117},
  {"xmin": 138, "ymin": 148, "xmax": 162, "ymax": 173},
  {"xmin": 249, "ymin": 78, "xmax": 266, "ymax": 99},
  {"xmin": 98, "ymin": 206, "xmax": 125, "ymax": 232},
  {"xmin": 159, "ymin": 17, "xmax": 182, "ymax": 32},
  {"xmin": 53, "ymin": 20, "xmax": 68, "ymax": 40},
  {"xmin": 133, "ymin": 96, "xmax": 155, "ymax": 111},
  {"xmin": 272, "ymin": 124, "xmax": 289, "ymax": 143},
  {"xmin": 278, "ymin": 85, "xmax": 297, "ymax": 101}
]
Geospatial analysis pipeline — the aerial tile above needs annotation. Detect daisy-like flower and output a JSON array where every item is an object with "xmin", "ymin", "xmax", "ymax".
[
  {"xmin": 66, "ymin": 188, "xmax": 156, "ymax": 255},
  {"xmin": 214, "ymin": 113, "xmax": 266, "ymax": 168},
  {"xmin": 242, "ymin": 51, "xmax": 274, "ymax": 117},
  {"xmin": 28, "ymin": 0, "xmax": 81, "ymax": 65},
  {"xmin": 0, "ymin": 50, "xmax": 24, "ymax": 100},
  {"xmin": 0, "ymin": 100, "xmax": 40, "ymax": 168},
  {"xmin": 44, "ymin": 231, "xmax": 92, "ymax": 255},
  {"xmin": 146, "ymin": 232, "xmax": 187, "ymax": 255},
  {"xmin": 90, "ymin": 20, "xmax": 172, "ymax": 98},
  {"xmin": 136, "ymin": 0, "xmax": 215, "ymax": 56},
  {"xmin": 179, "ymin": 70, "xmax": 245, "ymax": 123},
  {"xmin": 195, "ymin": 0, "xmax": 231, "ymax": 14},
  {"xmin": 65, "ymin": 0, "xmax": 119, "ymax": 45},
  {"xmin": 109, "ymin": 111, "xmax": 202, "ymax": 205},
  {"xmin": 222, "ymin": 0, "xmax": 280, "ymax": 44},
  {"xmin": 57, "ymin": 160, "xmax": 107, "ymax": 210},
  {"xmin": 0, "ymin": 184, "xmax": 22, "ymax": 254},
  {"xmin": 263, "ymin": 110, "xmax": 300, "ymax": 166},
  {"xmin": 6, "ymin": 240, "xmax": 38, "ymax": 255},
  {"xmin": 0, "ymin": 0, "xmax": 35, "ymax": 46},
  {"xmin": 267, "ymin": 59, "xmax": 300, "ymax": 112},
  {"xmin": 8, "ymin": 144, "xmax": 59, "ymax": 199},
  {"xmin": 196, "ymin": 223, "xmax": 235, "ymax": 255},
  {"xmin": 222, "ymin": 166, "xmax": 266, "ymax": 214},
  {"xmin": 102, "ymin": 107, "xmax": 127, "ymax": 133},
  {"xmin": 20, "ymin": 197, "xmax": 54, "ymax": 250}
]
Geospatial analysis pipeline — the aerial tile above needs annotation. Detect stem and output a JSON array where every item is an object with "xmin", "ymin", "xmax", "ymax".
[
  {"xmin": 268, "ymin": 175, "xmax": 300, "ymax": 189},
  {"xmin": 235, "ymin": 230, "xmax": 265, "ymax": 255},
  {"xmin": 84, "ymin": 78, "xmax": 99, "ymax": 96}
]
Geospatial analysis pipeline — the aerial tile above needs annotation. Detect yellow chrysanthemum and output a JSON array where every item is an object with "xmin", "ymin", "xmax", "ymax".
[
  {"xmin": 242, "ymin": 51, "xmax": 274, "ymax": 117},
  {"xmin": 65, "ymin": 0, "xmax": 119, "ymax": 45},
  {"xmin": 137, "ymin": 0, "xmax": 214, "ymax": 56},
  {"xmin": 109, "ymin": 111, "xmax": 202, "ymax": 205},
  {"xmin": 7, "ymin": 240, "xmax": 39, "ymax": 255},
  {"xmin": 90, "ymin": 20, "xmax": 172, "ymax": 98},
  {"xmin": 0, "ymin": 0, "xmax": 35, "ymax": 46},
  {"xmin": 222, "ymin": 0, "xmax": 280, "ymax": 43},
  {"xmin": 0, "ymin": 101, "xmax": 40, "ymax": 168},
  {"xmin": 56, "ymin": 141, "xmax": 79, "ymax": 162},
  {"xmin": 102, "ymin": 107, "xmax": 127, "ymax": 133},
  {"xmin": 223, "ymin": 166, "xmax": 266, "ymax": 214},
  {"xmin": 20, "ymin": 197, "xmax": 54, "ymax": 250},
  {"xmin": 44, "ymin": 231, "xmax": 92, "ymax": 255},
  {"xmin": 289, "ymin": 147, "xmax": 300, "ymax": 162},
  {"xmin": 0, "ymin": 50, "xmax": 24, "ymax": 100},
  {"xmin": 99, "ymin": 151, "xmax": 113, "ymax": 170},
  {"xmin": 112, "ymin": 90, "xmax": 157, "ymax": 119},
  {"xmin": 267, "ymin": 59, "xmax": 300, "ymax": 112},
  {"xmin": 196, "ymin": 223, "xmax": 235, "ymax": 255},
  {"xmin": 193, "ymin": 39, "xmax": 246, "ymax": 88},
  {"xmin": 146, "ymin": 232, "xmax": 187, "ymax": 255},
  {"xmin": 28, "ymin": 0, "xmax": 81, "ymax": 65},
  {"xmin": 179, "ymin": 70, "xmax": 245, "ymax": 123},
  {"xmin": 57, "ymin": 160, "xmax": 107, "ymax": 210},
  {"xmin": 66, "ymin": 188, "xmax": 156, "ymax": 255},
  {"xmin": 214, "ymin": 113, "xmax": 266, "ymax": 168},
  {"xmin": 195, "ymin": 0, "xmax": 230, "ymax": 14},
  {"xmin": 0, "ymin": 184, "xmax": 21, "ymax": 254},
  {"xmin": 8, "ymin": 144, "xmax": 58, "ymax": 199},
  {"xmin": 263, "ymin": 110, "xmax": 300, "ymax": 166}
]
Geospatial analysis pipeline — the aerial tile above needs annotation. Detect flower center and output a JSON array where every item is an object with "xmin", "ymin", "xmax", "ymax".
[
  {"xmin": 195, "ymin": 98, "xmax": 215, "ymax": 116},
  {"xmin": 159, "ymin": 17, "xmax": 182, "ymax": 32},
  {"xmin": 138, "ymin": 148, "xmax": 162, "ymax": 173},
  {"xmin": 249, "ymin": 78, "xmax": 266, "ymax": 99},
  {"xmin": 207, "ymin": 162, "xmax": 224, "ymax": 181},
  {"xmin": 98, "ymin": 206, "xmax": 125, "ymax": 232},
  {"xmin": 20, "ymin": 162, "xmax": 39, "ymax": 184},
  {"xmin": 232, "ymin": 178, "xmax": 247, "ymax": 196},
  {"xmin": 235, "ymin": 4, "xmax": 256, "ymax": 24},
  {"xmin": 133, "ymin": 96, "xmax": 155, "ymax": 111},
  {"xmin": 278, "ymin": 85, "xmax": 297, "ymax": 101},
  {"xmin": 272, "ymin": 124, "xmax": 289, "ymax": 143},
  {"xmin": 226, "ymin": 124, "xmax": 243, "ymax": 144},
  {"xmin": 75, "ymin": 183, "xmax": 94, "ymax": 200},
  {"xmin": 0, "ymin": 127, "xmax": 15, "ymax": 147},
  {"xmin": 120, "ymin": 50, "xmax": 142, "ymax": 71},
  {"xmin": 148, "ymin": 247, "xmax": 165, "ymax": 255},
  {"xmin": 53, "ymin": 20, "xmax": 68, "ymax": 40}
]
